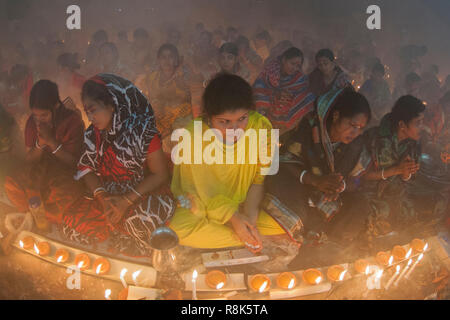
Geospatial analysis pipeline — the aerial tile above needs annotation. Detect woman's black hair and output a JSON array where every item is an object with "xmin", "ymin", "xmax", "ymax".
[
  {"xmin": 82, "ymin": 80, "xmax": 115, "ymax": 108},
  {"xmin": 219, "ymin": 42, "xmax": 238, "ymax": 56},
  {"xmin": 280, "ymin": 47, "xmax": 304, "ymax": 62},
  {"xmin": 157, "ymin": 43, "xmax": 180, "ymax": 67},
  {"xmin": 202, "ymin": 73, "xmax": 254, "ymax": 118},
  {"xmin": 391, "ymin": 95, "xmax": 426, "ymax": 130},
  {"xmin": 315, "ymin": 48, "xmax": 335, "ymax": 62},
  {"xmin": 57, "ymin": 53, "xmax": 80, "ymax": 71},
  {"xmin": 326, "ymin": 89, "xmax": 371, "ymax": 128},
  {"xmin": 29, "ymin": 80, "xmax": 61, "ymax": 110}
]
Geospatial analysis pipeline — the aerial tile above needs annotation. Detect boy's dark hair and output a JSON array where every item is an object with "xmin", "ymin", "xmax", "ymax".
[
  {"xmin": 280, "ymin": 47, "xmax": 304, "ymax": 63},
  {"xmin": 391, "ymin": 95, "xmax": 426, "ymax": 130},
  {"xmin": 315, "ymin": 48, "xmax": 335, "ymax": 62},
  {"xmin": 327, "ymin": 88, "xmax": 371, "ymax": 128},
  {"xmin": 82, "ymin": 80, "xmax": 115, "ymax": 108},
  {"xmin": 29, "ymin": 80, "xmax": 61, "ymax": 110},
  {"xmin": 202, "ymin": 73, "xmax": 254, "ymax": 118},
  {"xmin": 405, "ymin": 72, "xmax": 421, "ymax": 86},
  {"xmin": 219, "ymin": 42, "xmax": 239, "ymax": 57},
  {"xmin": 372, "ymin": 62, "xmax": 385, "ymax": 76}
]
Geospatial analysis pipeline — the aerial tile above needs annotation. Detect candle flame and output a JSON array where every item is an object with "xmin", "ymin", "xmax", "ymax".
[
  {"xmin": 216, "ymin": 282, "xmax": 225, "ymax": 290},
  {"xmin": 407, "ymin": 259, "xmax": 413, "ymax": 266},
  {"xmin": 120, "ymin": 268, "xmax": 128, "ymax": 278},
  {"xmin": 192, "ymin": 270, "xmax": 198, "ymax": 280},
  {"xmin": 132, "ymin": 270, "xmax": 142, "ymax": 282},
  {"xmin": 395, "ymin": 265, "xmax": 401, "ymax": 273},
  {"xmin": 96, "ymin": 264, "xmax": 102, "ymax": 274},
  {"xmin": 78, "ymin": 261, "xmax": 84, "ymax": 269},
  {"xmin": 339, "ymin": 270, "xmax": 347, "ymax": 281},
  {"xmin": 170, "ymin": 253, "xmax": 175, "ymax": 261},
  {"xmin": 376, "ymin": 269, "xmax": 384, "ymax": 279},
  {"xmin": 259, "ymin": 280, "xmax": 268, "ymax": 293},
  {"xmin": 34, "ymin": 243, "xmax": 39, "ymax": 255},
  {"xmin": 105, "ymin": 289, "xmax": 111, "ymax": 299},
  {"xmin": 418, "ymin": 253, "xmax": 424, "ymax": 261},
  {"xmin": 57, "ymin": 255, "xmax": 63, "ymax": 263},
  {"xmin": 315, "ymin": 276, "xmax": 322, "ymax": 284},
  {"xmin": 388, "ymin": 255, "xmax": 394, "ymax": 265},
  {"xmin": 423, "ymin": 243, "xmax": 428, "ymax": 251},
  {"xmin": 288, "ymin": 278, "xmax": 295, "ymax": 289},
  {"xmin": 365, "ymin": 266, "xmax": 370, "ymax": 275},
  {"xmin": 19, "ymin": 240, "xmax": 24, "ymax": 248},
  {"xmin": 405, "ymin": 248, "xmax": 412, "ymax": 259}
]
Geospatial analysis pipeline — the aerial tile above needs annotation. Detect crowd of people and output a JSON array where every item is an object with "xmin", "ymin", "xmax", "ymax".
[{"xmin": 0, "ymin": 23, "xmax": 449, "ymax": 259}]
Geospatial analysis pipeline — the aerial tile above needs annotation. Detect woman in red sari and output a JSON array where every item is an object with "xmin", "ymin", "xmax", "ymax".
[{"xmin": 62, "ymin": 74, "xmax": 175, "ymax": 256}]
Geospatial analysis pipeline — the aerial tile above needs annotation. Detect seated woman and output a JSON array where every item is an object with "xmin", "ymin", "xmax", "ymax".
[
  {"xmin": 4, "ymin": 80, "xmax": 85, "ymax": 225},
  {"xmin": 362, "ymin": 95, "xmax": 446, "ymax": 230},
  {"xmin": 217, "ymin": 42, "xmax": 251, "ymax": 83},
  {"xmin": 308, "ymin": 49, "xmax": 352, "ymax": 97},
  {"xmin": 169, "ymin": 73, "xmax": 286, "ymax": 252},
  {"xmin": 61, "ymin": 74, "xmax": 175, "ymax": 256},
  {"xmin": 264, "ymin": 88, "xmax": 372, "ymax": 244},
  {"xmin": 253, "ymin": 47, "xmax": 315, "ymax": 135},
  {"xmin": 138, "ymin": 43, "xmax": 192, "ymax": 151}
]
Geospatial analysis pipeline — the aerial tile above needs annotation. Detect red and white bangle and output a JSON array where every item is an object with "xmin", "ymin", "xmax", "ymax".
[
  {"xmin": 52, "ymin": 144, "xmax": 63, "ymax": 154},
  {"xmin": 299, "ymin": 170, "xmax": 308, "ymax": 184}
]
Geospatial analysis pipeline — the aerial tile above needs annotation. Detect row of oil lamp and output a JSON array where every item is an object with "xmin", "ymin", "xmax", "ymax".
[
  {"xmin": 189, "ymin": 238, "xmax": 429, "ymax": 298},
  {"xmin": 18, "ymin": 236, "xmax": 145, "ymax": 289}
]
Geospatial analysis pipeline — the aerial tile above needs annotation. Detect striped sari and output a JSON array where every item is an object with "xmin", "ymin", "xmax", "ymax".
[{"xmin": 253, "ymin": 58, "xmax": 315, "ymax": 132}]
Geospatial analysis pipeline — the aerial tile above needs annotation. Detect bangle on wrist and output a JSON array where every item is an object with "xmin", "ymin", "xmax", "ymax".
[
  {"xmin": 340, "ymin": 180, "xmax": 346, "ymax": 193},
  {"xmin": 52, "ymin": 144, "xmax": 63, "ymax": 154},
  {"xmin": 130, "ymin": 187, "xmax": 143, "ymax": 199},
  {"xmin": 123, "ymin": 194, "xmax": 134, "ymax": 205},
  {"xmin": 402, "ymin": 173, "xmax": 412, "ymax": 181},
  {"xmin": 35, "ymin": 140, "xmax": 44, "ymax": 150},
  {"xmin": 381, "ymin": 168, "xmax": 387, "ymax": 181},
  {"xmin": 93, "ymin": 187, "xmax": 107, "ymax": 198},
  {"xmin": 299, "ymin": 170, "xmax": 307, "ymax": 184}
]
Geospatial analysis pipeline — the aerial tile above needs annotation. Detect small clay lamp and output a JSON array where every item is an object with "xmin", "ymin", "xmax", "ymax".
[
  {"xmin": 37, "ymin": 242, "xmax": 51, "ymax": 256},
  {"xmin": 93, "ymin": 257, "xmax": 111, "ymax": 275},
  {"xmin": 55, "ymin": 248, "xmax": 70, "ymax": 263},
  {"xmin": 376, "ymin": 251, "xmax": 391, "ymax": 266},
  {"xmin": 205, "ymin": 270, "xmax": 227, "ymax": 290},
  {"xmin": 302, "ymin": 269, "xmax": 323, "ymax": 285},
  {"xmin": 276, "ymin": 272, "xmax": 297, "ymax": 290},
  {"xmin": 410, "ymin": 239, "xmax": 427, "ymax": 253},
  {"xmin": 21, "ymin": 236, "xmax": 35, "ymax": 250},
  {"xmin": 392, "ymin": 245, "xmax": 407, "ymax": 262},
  {"xmin": 354, "ymin": 259, "xmax": 370, "ymax": 274},
  {"xmin": 250, "ymin": 274, "xmax": 271, "ymax": 293},
  {"xmin": 75, "ymin": 253, "xmax": 91, "ymax": 271},
  {"xmin": 327, "ymin": 265, "xmax": 347, "ymax": 282}
]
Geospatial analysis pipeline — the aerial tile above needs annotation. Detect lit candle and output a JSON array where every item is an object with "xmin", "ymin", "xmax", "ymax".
[
  {"xmin": 75, "ymin": 253, "xmax": 90, "ymax": 271},
  {"xmin": 105, "ymin": 289, "xmax": 112, "ymax": 300},
  {"xmin": 216, "ymin": 282, "xmax": 225, "ymax": 290},
  {"xmin": 132, "ymin": 270, "xmax": 142, "ymax": 286},
  {"xmin": 405, "ymin": 248, "xmax": 412, "ymax": 260},
  {"xmin": 34, "ymin": 243, "xmax": 39, "ymax": 255},
  {"xmin": 302, "ymin": 268, "xmax": 323, "ymax": 285},
  {"xmin": 394, "ymin": 259, "xmax": 413, "ymax": 287},
  {"xmin": 55, "ymin": 248, "xmax": 69, "ymax": 263},
  {"xmin": 388, "ymin": 255, "xmax": 394, "ymax": 266},
  {"xmin": 36, "ymin": 242, "xmax": 50, "ymax": 256},
  {"xmin": 404, "ymin": 253, "xmax": 424, "ymax": 279},
  {"xmin": 259, "ymin": 280, "xmax": 269, "ymax": 293},
  {"xmin": 192, "ymin": 270, "xmax": 198, "ymax": 300},
  {"xmin": 19, "ymin": 240, "xmax": 24, "ymax": 248},
  {"xmin": 93, "ymin": 258, "xmax": 110, "ymax": 275},
  {"xmin": 276, "ymin": 272, "xmax": 297, "ymax": 290},
  {"xmin": 354, "ymin": 259, "xmax": 369, "ymax": 274},
  {"xmin": 120, "ymin": 268, "xmax": 128, "ymax": 288},
  {"xmin": 385, "ymin": 265, "xmax": 401, "ymax": 290},
  {"xmin": 338, "ymin": 270, "xmax": 347, "ymax": 281}
]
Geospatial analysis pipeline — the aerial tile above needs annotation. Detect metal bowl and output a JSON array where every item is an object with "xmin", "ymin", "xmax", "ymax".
[{"xmin": 149, "ymin": 227, "xmax": 179, "ymax": 250}]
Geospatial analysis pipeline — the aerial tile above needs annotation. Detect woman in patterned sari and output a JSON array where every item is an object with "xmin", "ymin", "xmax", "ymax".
[
  {"xmin": 362, "ymin": 95, "xmax": 447, "ymax": 234},
  {"xmin": 253, "ymin": 47, "xmax": 315, "ymax": 135},
  {"xmin": 264, "ymin": 88, "xmax": 373, "ymax": 245},
  {"xmin": 62, "ymin": 74, "xmax": 175, "ymax": 256}
]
